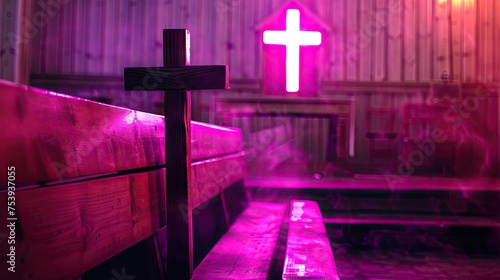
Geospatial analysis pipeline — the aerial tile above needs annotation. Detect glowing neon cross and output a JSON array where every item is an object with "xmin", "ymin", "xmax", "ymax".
[{"xmin": 263, "ymin": 9, "xmax": 322, "ymax": 92}]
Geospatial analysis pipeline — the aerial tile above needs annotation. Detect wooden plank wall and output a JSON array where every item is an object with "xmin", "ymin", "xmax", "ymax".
[
  {"xmin": 29, "ymin": 0, "xmax": 500, "ymax": 83},
  {"xmin": 26, "ymin": 0, "xmax": 500, "ymax": 116},
  {"xmin": 23, "ymin": 0, "xmax": 500, "ymax": 172}
]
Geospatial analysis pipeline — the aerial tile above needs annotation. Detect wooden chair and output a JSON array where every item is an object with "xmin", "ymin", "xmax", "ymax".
[{"xmin": 365, "ymin": 107, "xmax": 398, "ymax": 171}]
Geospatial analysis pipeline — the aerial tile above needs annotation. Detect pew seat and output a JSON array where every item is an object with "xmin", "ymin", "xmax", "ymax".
[{"xmin": 193, "ymin": 202, "xmax": 287, "ymax": 280}]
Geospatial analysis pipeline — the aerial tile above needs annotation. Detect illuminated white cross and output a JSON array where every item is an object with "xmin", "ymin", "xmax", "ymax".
[{"xmin": 263, "ymin": 9, "xmax": 322, "ymax": 92}]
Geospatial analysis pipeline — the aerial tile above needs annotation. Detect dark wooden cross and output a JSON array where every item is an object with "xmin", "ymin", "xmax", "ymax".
[{"xmin": 124, "ymin": 29, "xmax": 229, "ymax": 279}]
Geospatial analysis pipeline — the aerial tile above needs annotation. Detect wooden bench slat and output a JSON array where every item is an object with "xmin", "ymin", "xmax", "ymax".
[
  {"xmin": 192, "ymin": 202, "xmax": 286, "ymax": 280},
  {"xmin": 0, "ymin": 169, "xmax": 166, "ymax": 280},
  {"xmin": 0, "ymin": 150, "xmax": 247, "ymax": 279},
  {"xmin": 0, "ymin": 80, "xmax": 243, "ymax": 187},
  {"xmin": 191, "ymin": 152, "xmax": 246, "ymax": 209},
  {"xmin": 283, "ymin": 200, "xmax": 340, "ymax": 280}
]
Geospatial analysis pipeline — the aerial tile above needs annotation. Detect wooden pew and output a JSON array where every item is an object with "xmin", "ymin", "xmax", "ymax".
[{"xmin": 0, "ymin": 79, "xmax": 247, "ymax": 280}]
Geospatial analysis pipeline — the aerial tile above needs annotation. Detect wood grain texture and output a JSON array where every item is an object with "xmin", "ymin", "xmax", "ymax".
[
  {"xmin": 161, "ymin": 29, "xmax": 193, "ymax": 280},
  {"xmin": 214, "ymin": 96, "xmax": 353, "ymax": 116},
  {"xmin": 0, "ymin": 169, "xmax": 166, "ymax": 280},
  {"xmin": 191, "ymin": 152, "xmax": 246, "ymax": 209},
  {"xmin": 247, "ymin": 124, "xmax": 293, "ymax": 174},
  {"xmin": 124, "ymin": 66, "xmax": 229, "ymax": 91},
  {"xmin": 192, "ymin": 202, "xmax": 286, "ymax": 280},
  {"xmin": 30, "ymin": 74, "xmax": 257, "ymax": 93},
  {"xmin": 0, "ymin": 153, "xmax": 245, "ymax": 280},
  {"xmin": 0, "ymin": 79, "xmax": 243, "ymax": 188}
]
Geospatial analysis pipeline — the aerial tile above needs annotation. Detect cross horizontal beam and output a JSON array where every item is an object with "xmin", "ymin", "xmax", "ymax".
[{"xmin": 124, "ymin": 66, "xmax": 229, "ymax": 91}]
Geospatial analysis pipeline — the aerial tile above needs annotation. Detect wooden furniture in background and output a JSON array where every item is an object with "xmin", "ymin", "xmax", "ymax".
[
  {"xmin": 365, "ymin": 107, "xmax": 398, "ymax": 171},
  {"xmin": 212, "ymin": 96, "xmax": 356, "ymax": 164}
]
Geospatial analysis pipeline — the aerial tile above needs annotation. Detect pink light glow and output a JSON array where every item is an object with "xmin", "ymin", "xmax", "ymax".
[{"xmin": 263, "ymin": 9, "xmax": 322, "ymax": 92}]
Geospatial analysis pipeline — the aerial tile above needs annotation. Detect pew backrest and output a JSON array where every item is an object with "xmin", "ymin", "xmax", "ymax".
[{"xmin": 0, "ymin": 80, "xmax": 246, "ymax": 279}]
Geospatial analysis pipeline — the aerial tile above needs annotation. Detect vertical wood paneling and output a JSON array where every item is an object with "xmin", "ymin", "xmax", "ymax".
[
  {"xmin": 403, "ymin": 0, "xmax": 415, "ymax": 81},
  {"xmin": 483, "ymin": 0, "xmax": 494, "ymax": 81},
  {"xmin": 42, "ymin": 0, "xmax": 59, "ymax": 73},
  {"xmin": 228, "ymin": 0, "xmax": 240, "ymax": 78},
  {"xmin": 75, "ymin": 0, "xmax": 86, "ymax": 72},
  {"xmin": 216, "ymin": 0, "xmax": 228, "ymax": 67},
  {"xmin": 373, "ymin": 0, "xmax": 387, "ymax": 81},
  {"xmin": 450, "ymin": 0, "xmax": 461, "ymax": 81},
  {"xmin": 102, "ymin": 0, "xmax": 115, "ymax": 73},
  {"xmin": 475, "ymin": 0, "xmax": 482, "ymax": 80},
  {"xmin": 418, "ymin": 0, "xmax": 431, "ymax": 81},
  {"xmin": 328, "ymin": 0, "xmax": 343, "ymax": 80},
  {"xmin": 316, "ymin": 0, "xmax": 327, "ymax": 81},
  {"xmin": 345, "ymin": 0, "xmax": 358, "ymax": 80},
  {"xmin": 462, "ymin": 0, "xmax": 476, "ymax": 81},
  {"xmin": 60, "ymin": 1, "xmax": 72, "ymax": 73},
  {"xmin": 358, "ymin": 0, "xmax": 372, "ymax": 81},
  {"xmin": 387, "ymin": 0, "xmax": 402, "ymax": 80},
  {"xmin": 242, "ymin": 0, "xmax": 255, "ymax": 77},
  {"xmin": 435, "ymin": 0, "xmax": 449, "ymax": 78},
  {"xmin": 87, "ymin": 0, "xmax": 101, "ymax": 73},
  {"xmin": 493, "ymin": 0, "xmax": 499, "ymax": 81}
]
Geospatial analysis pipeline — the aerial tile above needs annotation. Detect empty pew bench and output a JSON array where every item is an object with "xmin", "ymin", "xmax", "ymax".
[
  {"xmin": 192, "ymin": 202, "xmax": 287, "ymax": 279},
  {"xmin": 0, "ymin": 79, "xmax": 246, "ymax": 280}
]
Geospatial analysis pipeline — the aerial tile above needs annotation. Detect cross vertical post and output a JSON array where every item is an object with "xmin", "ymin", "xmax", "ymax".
[
  {"xmin": 163, "ymin": 29, "xmax": 192, "ymax": 280},
  {"xmin": 124, "ymin": 29, "xmax": 229, "ymax": 279}
]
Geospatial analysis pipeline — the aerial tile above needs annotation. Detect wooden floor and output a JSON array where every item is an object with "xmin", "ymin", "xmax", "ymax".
[
  {"xmin": 323, "ymin": 213, "xmax": 500, "ymax": 227},
  {"xmin": 335, "ymin": 251, "xmax": 500, "ymax": 280}
]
